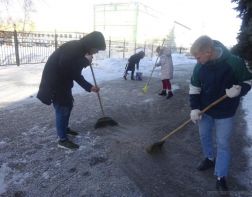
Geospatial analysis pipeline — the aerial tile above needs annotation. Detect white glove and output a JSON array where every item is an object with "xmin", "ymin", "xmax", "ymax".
[
  {"xmin": 190, "ymin": 109, "xmax": 202, "ymax": 124},
  {"xmin": 84, "ymin": 53, "xmax": 93, "ymax": 64},
  {"xmin": 225, "ymin": 85, "xmax": 241, "ymax": 98}
]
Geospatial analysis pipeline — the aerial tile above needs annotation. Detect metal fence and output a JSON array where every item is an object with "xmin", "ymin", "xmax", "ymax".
[{"xmin": 0, "ymin": 30, "xmax": 189, "ymax": 66}]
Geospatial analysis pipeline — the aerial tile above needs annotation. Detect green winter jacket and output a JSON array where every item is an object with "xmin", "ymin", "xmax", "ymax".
[{"xmin": 189, "ymin": 40, "xmax": 252, "ymax": 118}]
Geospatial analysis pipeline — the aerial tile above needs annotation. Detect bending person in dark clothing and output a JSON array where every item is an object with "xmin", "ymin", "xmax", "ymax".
[
  {"xmin": 123, "ymin": 51, "xmax": 145, "ymax": 80},
  {"xmin": 37, "ymin": 31, "xmax": 106, "ymax": 150}
]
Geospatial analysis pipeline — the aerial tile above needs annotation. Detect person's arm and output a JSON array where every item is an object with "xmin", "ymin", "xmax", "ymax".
[
  {"xmin": 189, "ymin": 64, "xmax": 202, "ymax": 123},
  {"xmin": 156, "ymin": 55, "xmax": 165, "ymax": 67},
  {"xmin": 73, "ymin": 57, "xmax": 93, "ymax": 92},
  {"xmin": 189, "ymin": 64, "xmax": 202, "ymax": 110},
  {"xmin": 227, "ymin": 55, "xmax": 252, "ymax": 97}
]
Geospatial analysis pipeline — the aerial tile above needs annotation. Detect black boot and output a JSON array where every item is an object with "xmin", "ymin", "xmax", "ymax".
[
  {"xmin": 166, "ymin": 91, "xmax": 173, "ymax": 99},
  {"xmin": 159, "ymin": 90, "xmax": 167, "ymax": 96},
  {"xmin": 123, "ymin": 75, "xmax": 127, "ymax": 80},
  {"xmin": 216, "ymin": 177, "xmax": 229, "ymax": 195},
  {"xmin": 197, "ymin": 158, "xmax": 215, "ymax": 171}
]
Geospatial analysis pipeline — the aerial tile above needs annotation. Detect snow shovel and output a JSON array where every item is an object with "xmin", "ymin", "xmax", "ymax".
[
  {"xmin": 146, "ymin": 94, "xmax": 228, "ymax": 154},
  {"xmin": 142, "ymin": 39, "xmax": 166, "ymax": 93},
  {"xmin": 89, "ymin": 64, "xmax": 118, "ymax": 129}
]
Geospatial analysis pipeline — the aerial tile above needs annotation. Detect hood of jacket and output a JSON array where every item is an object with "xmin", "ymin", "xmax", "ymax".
[
  {"xmin": 79, "ymin": 31, "xmax": 106, "ymax": 52},
  {"xmin": 212, "ymin": 40, "xmax": 231, "ymax": 62},
  {"xmin": 201, "ymin": 40, "xmax": 231, "ymax": 67},
  {"xmin": 58, "ymin": 31, "xmax": 106, "ymax": 61}
]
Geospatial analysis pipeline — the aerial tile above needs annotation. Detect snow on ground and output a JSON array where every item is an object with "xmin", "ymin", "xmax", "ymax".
[
  {"xmin": 242, "ymin": 91, "xmax": 252, "ymax": 166},
  {"xmin": 0, "ymin": 53, "xmax": 196, "ymax": 108},
  {"xmin": 1, "ymin": 53, "xmax": 252, "ymax": 195}
]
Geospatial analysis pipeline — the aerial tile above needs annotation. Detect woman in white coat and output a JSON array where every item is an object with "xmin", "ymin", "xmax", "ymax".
[{"xmin": 156, "ymin": 46, "xmax": 174, "ymax": 99}]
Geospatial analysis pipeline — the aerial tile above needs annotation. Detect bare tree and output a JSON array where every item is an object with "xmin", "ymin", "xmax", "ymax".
[
  {"xmin": 0, "ymin": 0, "xmax": 12, "ymax": 30},
  {"xmin": 0, "ymin": 0, "xmax": 35, "ymax": 31},
  {"xmin": 22, "ymin": 0, "xmax": 35, "ymax": 32}
]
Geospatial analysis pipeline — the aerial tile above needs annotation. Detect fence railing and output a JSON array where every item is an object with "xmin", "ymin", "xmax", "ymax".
[{"xmin": 0, "ymin": 30, "xmax": 189, "ymax": 66}]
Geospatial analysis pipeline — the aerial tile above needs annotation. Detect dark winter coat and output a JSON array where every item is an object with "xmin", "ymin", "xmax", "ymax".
[
  {"xmin": 126, "ymin": 52, "xmax": 144, "ymax": 71},
  {"xmin": 37, "ymin": 31, "xmax": 106, "ymax": 106},
  {"xmin": 190, "ymin": 40, "xmax": 252, "ymax": 118}
]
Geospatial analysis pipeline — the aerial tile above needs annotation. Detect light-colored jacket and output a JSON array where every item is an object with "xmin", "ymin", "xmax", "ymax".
[{"xmin": 156, "ymin": 47, "xmax": 173, "ymax": 80}]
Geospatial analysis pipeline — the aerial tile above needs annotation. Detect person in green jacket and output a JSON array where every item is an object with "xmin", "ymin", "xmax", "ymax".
[{"xmin": 189, "ymin": 35, "xmax": 252, "ymax": 192}]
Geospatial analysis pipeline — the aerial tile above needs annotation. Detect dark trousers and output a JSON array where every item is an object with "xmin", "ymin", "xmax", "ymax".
[{"xmin": 124, "ymin": 64, "xmax": 135, "ymax": 79}]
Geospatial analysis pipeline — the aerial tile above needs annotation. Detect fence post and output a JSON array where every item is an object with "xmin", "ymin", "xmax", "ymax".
[
  {"xmin": 123, "ymin": 39, "xmax": 125, "ymax": 59},
  {"xmin": 54, "ymin": 30, "xmax": 58, "ymax": 50},
  {"xmin": 151, "ymin": 43, "xmax": 154, "ymax": 58},
  {"xmin": 108, "ymin": 38, "xmax": 111, "ymax": 58},
  {"xmin": 13, "ymin": 28, "xmax": 20, "ymax": 66},
  {"xmin": 144, "ymin": 41, "xmax": 146, "ymax": 53},
  {"xmin": 134, "ymin": 41, "xmax": 136, "ymax": 53}
]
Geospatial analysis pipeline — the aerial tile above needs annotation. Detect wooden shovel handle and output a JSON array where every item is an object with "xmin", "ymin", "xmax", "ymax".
[
  {"xmin": 160, "ymin": 94, "xmax": 228, "ymax": 142},
  {"xmin": 90, "ymin": 64, "xmax": 105, "ymax": 116}
]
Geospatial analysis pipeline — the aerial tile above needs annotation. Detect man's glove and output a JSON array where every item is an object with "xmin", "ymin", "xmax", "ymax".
[
  {"xmin": 225, "ymin": 85, "xmax": 241, "ymax": 98},
  {"xmin": 190, "ymin": 109, "xmax": 202, "ymax": 124}
]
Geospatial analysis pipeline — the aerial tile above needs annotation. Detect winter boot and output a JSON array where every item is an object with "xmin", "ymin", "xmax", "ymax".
[
  {"xmin": 216, "ymin": 177, "xmax": 229, "ymax": 194},
  {"xmin": 66, "ymin": 128, "xmax": 79, "ymax": 136},
  {"xmin": 197, "ymin": 158, "xmax": 215, "ymax": 171},
  {"xmin": 58, "ymin": 139, "xmax": 79, "ymax": 150},
  {"xmin": 159, "ymin": 90, "xmax": 167, "ymax": 96},
  {"xmin": 123, "ymin": 75, "xmax": 127, "ymax": 80},
  {"xmin": 166, "ymin": 91, "xmax": 173, "ymax": 99}
]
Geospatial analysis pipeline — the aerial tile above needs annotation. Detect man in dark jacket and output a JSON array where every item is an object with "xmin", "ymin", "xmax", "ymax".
[
  {"xmin": 189, "ymin": 35, "xmax": 252, "ymax": 192},
  {"xmin": 123, "ymin": 51, "xmax": 145, "ymax": 80},
  {"xmin": 37, "ymin": 31, "xmax": 106, "ymax": 150}
]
